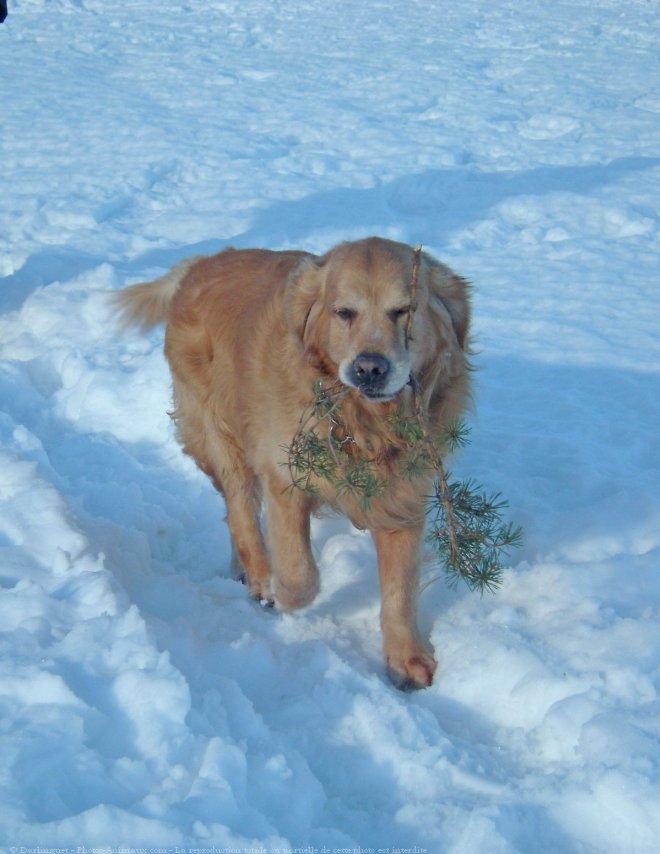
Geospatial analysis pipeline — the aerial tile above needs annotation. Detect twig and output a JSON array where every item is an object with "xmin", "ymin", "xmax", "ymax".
[{"xmin": 404, "ymin": 244, "xmax": 422, "ymax": 350}]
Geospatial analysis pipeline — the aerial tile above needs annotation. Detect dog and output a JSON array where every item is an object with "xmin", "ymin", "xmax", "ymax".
[{"xmin": 115, "ymin": 237, "xmax": 471, "ymax": 689}]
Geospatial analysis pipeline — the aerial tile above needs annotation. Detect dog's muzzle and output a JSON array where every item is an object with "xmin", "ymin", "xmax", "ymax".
[{"xmin": 347, "ymin": 352, "xmax": 393, "ymax": 399}]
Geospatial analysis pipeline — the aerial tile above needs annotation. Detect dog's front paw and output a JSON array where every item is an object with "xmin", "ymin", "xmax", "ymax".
[
  {"xmin": 273, "ymin": 573, "xmax": 320, "ymax": 612},
  {"xmin": 385, "ymin": 645, "xmax": 437, "ymax": 691}
]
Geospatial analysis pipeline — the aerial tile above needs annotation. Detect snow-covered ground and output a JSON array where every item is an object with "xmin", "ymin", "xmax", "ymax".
[{"xmin": 1, "ymin": 0, "xmax": 659, "ymax": 851}]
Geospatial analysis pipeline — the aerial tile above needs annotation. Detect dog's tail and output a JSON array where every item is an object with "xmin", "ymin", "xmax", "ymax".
[{"xmin": 113, "ymin": 256, "xmax": 203, "ymax": 332}]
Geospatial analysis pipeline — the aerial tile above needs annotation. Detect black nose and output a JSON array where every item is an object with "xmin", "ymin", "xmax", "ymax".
[{"xmin": 349, "ymin": 352, "xmax": 391, "ymax": 391}]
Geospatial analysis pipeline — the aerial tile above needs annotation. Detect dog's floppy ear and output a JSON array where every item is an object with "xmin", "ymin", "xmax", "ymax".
[
  {"xmin": 285, "ymin": 255, "xmax": 325, "ymax": 346},
  {"xmin": 424, "ymin": 252, "xmax": 471, "ymax": 350}
]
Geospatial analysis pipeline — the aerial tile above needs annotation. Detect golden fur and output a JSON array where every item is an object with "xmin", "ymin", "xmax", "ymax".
[{"xmin": 115, "ymin": 237, "xmax": 471, "ymax": 689}]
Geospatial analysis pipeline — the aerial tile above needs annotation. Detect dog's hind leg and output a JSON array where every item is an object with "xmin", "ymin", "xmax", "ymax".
[
  {"xmin": 204, "ymin": 437, "xmax": 273, "ymax": 602},
  {"xmin": 171, "ymin": 385, "xmax": 273, "ymax": 602},
  {"xmin": 223, "ymin": 480, "xmax": 273, "ymax": 604}
]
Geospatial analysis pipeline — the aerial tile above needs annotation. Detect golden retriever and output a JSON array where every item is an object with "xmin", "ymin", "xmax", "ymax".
[{"xmin": 115, "ymin": 237, "xmax": 471, "ymax": 689}]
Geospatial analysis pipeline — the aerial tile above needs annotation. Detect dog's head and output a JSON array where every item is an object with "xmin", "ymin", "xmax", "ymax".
[{"xmin": 286, "ymin": 237, "xmax": 470, "ymax": 403}]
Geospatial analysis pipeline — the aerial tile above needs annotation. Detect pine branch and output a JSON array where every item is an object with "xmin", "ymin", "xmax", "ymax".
[
  {"xmin": 427, "ymin": 476, "xmax": 523, "ymax": 593},
  {"xmin": 283, "ymin": 380, "xmax": 522, "ymax": 594}
]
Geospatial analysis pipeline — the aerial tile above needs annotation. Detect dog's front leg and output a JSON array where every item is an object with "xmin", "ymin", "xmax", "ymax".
[
  {"xmin": 372, "ymin": 525, "xmax": 437, "ymax": 690},
  {"xmin": 264, "ymin": 476, "xmax": 320, "ymax": 612}
]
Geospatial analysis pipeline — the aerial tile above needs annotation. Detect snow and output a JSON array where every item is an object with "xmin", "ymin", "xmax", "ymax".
[{"xmin": 1, "ymin": 0, "xmax": 659, "ymax": 851}]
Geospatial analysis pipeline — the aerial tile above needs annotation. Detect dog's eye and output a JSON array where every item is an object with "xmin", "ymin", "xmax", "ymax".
[
  {"xmin": 335, "ymin": 308, "xmax": 357, "ymax": 322},
  {"xmin": 388, "ymin": 307, "xmax": 410, "ymax": 323}
]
